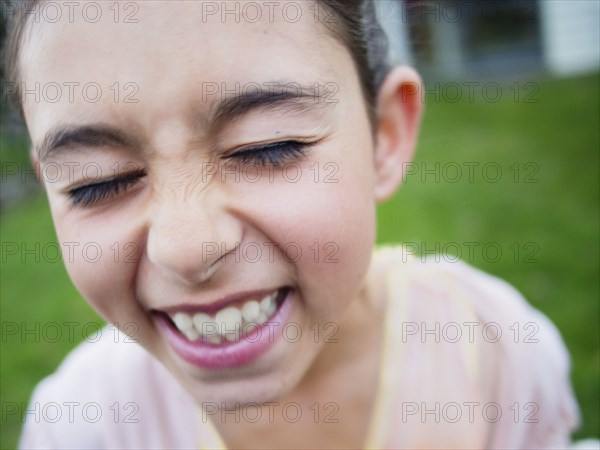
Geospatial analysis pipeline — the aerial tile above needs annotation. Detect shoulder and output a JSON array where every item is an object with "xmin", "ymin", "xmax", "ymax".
[
  {"xmin": 405, "ymin": 253, "xmax": 572, "ymax": 375},
  {"xmin": 378, "ymin": 245, "xmax": 571, "ymax": 357},
  {"xmin": 375, "ymin": 244, "xmax": 544, "ymax": 334},
  {"xmin": 376, "ymin": 245, "xmax": 580, "ymax": 448},
  {"xmin": 19, "ymin": 326, "xmax": 199, "ymax": 449}
]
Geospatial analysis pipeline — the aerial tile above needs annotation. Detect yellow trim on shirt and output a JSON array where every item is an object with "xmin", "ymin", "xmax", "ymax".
[{"xmin": 363, "ymin": 249, "xmax": 413, "ymax": 448}]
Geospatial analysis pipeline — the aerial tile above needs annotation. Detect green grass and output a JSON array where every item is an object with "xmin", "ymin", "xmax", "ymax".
[
  {"xmin": 377, "ymin": 73, "xmax": 599, "ymax": 440},
  {"xmin": 1, "ymin": 73, "xmax": 598, "ymax": 447},
  {"xmin": 0, "ymin": 196, "xmax": 104, "ymax": 447}
]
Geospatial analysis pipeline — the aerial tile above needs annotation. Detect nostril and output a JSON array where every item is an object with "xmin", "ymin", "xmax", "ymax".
[
  {"xmin": 147, "ymin": 241, "xmax": 215, "ymax": 286},
  {"xmin": 170, "ymin": 262, "xmax": 217, "ymax": 286}
]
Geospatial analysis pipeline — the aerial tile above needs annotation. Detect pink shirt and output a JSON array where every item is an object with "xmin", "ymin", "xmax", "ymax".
[{"xmin": 19, "ymin": 247, "xmax": 580, "ymax": 448}]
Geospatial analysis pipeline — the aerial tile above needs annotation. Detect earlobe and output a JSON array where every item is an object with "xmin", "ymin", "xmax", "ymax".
[{"xmin": 373, "ymin": 66, "xmax": 424, "ymax": 202}]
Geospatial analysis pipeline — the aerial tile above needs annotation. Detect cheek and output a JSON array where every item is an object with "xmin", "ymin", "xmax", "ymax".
[
  {"xmin": 49, "ymin": 198, "xmax": 145, "ymax": 323},
  {"xmin": 239, "ymin": 143, "xmax": 377, "ymax": 318}
]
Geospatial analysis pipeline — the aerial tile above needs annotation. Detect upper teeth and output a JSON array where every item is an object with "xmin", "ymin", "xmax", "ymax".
[{"xmin": 169, "ymin": 291, "xmax": 279, "ymax": 344}]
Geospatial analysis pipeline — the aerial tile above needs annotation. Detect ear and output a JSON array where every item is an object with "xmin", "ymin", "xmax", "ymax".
[{"xmin": 373, "ymin": 66, "xmax": 423, "ymax": 202}]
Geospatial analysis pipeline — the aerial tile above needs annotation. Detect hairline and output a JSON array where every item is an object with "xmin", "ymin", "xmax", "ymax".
[{"xmin": 5, "ymin": 0, "xmax": 379, "ymax": 130}]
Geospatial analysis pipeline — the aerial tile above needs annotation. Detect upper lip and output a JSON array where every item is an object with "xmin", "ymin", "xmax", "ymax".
[{"xmin": 150, "ymin": 287, "xmax": 282, "ymax": 315}]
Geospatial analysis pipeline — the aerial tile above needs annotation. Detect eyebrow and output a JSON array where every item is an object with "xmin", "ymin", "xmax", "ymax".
[
  {"xmin": 36, "ymin": 125, "xmax": 139, "ymax": 163},
  {"xmin": 37, "ymin": 83, "xmax": 334, "ymax": 162},
  {"xmin": 207, "ymin": 83, "xmax": 332, "ymax": 132}
]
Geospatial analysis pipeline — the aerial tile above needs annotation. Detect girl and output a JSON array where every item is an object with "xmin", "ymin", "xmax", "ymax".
[{"xmin": 4, "ymin": 0, "xmax": 580, "ymax": 448}]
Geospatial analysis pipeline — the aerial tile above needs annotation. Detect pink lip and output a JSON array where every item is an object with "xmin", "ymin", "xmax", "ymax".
[{"xmin": 155, "ymin": 288, "xmax": 294, "ymax": 369}]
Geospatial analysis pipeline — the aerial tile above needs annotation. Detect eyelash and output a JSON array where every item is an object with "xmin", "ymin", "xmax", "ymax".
[
  {"xmin": 67, "ymin": 140, "xmax": 309, "ymax": 208},
  {"xmin": 67, "ymin": 170, "xmax": 146, "ymax": 208},
  {"xmin": 223, "ymin": 140, "xmax": 309, "ymax": 166}
]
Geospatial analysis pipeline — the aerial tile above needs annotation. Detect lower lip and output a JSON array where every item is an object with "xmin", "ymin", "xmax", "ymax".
[{"xmin": 156, "ymin": 289, "xmax": 294, "ymax": 369}]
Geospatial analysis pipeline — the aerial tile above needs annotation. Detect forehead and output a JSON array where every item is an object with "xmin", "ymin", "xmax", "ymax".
[
  {"xmin": 21, "ymin": 1, "xmax": 335, "ymax": 65},
  {"xmin": 20, "ymin": 1, "xmax": 354, "ymax": 135}
]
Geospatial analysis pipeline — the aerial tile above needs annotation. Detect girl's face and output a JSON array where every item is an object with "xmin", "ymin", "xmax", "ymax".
[{"xmin": 22, "ymin": 1, "xmax": 379, "ymax": 404}]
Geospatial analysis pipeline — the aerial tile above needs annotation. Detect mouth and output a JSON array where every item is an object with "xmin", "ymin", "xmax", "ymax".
[{"xmin": 153, "ymin": 287, "xmax": 294, "ymax": 369}]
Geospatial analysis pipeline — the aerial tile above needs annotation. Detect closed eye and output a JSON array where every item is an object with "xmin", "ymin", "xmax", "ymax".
[
  {"xmin": 223, "ymin": 140, "xmax": 310, "ymax": 166},
  {"xmin": 67, "ymin": 170, "xmax": 146, "ymax": 208}
]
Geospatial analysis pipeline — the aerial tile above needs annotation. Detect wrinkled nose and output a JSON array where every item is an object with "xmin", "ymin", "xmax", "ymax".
[{"xmin": 146, "ymin": 192, "xmax": 241, "ymax": 286}]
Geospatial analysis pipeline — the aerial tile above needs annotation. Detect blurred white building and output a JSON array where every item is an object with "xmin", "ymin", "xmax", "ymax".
[{"xmin": 375, "ymin": 0, "xmax": 600, "ymax": 78}]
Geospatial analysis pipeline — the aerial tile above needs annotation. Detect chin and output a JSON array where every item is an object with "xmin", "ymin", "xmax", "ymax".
[{"xmin": 154, "ymin": 331, "xmax": 319, "ymax": 409}]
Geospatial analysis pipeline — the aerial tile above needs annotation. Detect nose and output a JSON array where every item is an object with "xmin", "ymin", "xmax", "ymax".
[{"xmin": 146, "ymin": 190, "xmax": 241, "ymax": 286}]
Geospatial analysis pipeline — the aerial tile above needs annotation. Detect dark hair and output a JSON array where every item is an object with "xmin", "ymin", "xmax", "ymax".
[
  {"xmin": 2, "ymin": 0, "xmax": 391, "ymax": 127},
  {"xmin": 317, "ymin": 0, "xmax": 391, "ymax": 126}
]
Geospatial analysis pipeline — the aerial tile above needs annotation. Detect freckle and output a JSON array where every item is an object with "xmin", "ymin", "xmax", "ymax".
[{"xmin": 275, "ymin": 131, "xmax": 280, "ymax": 134}]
